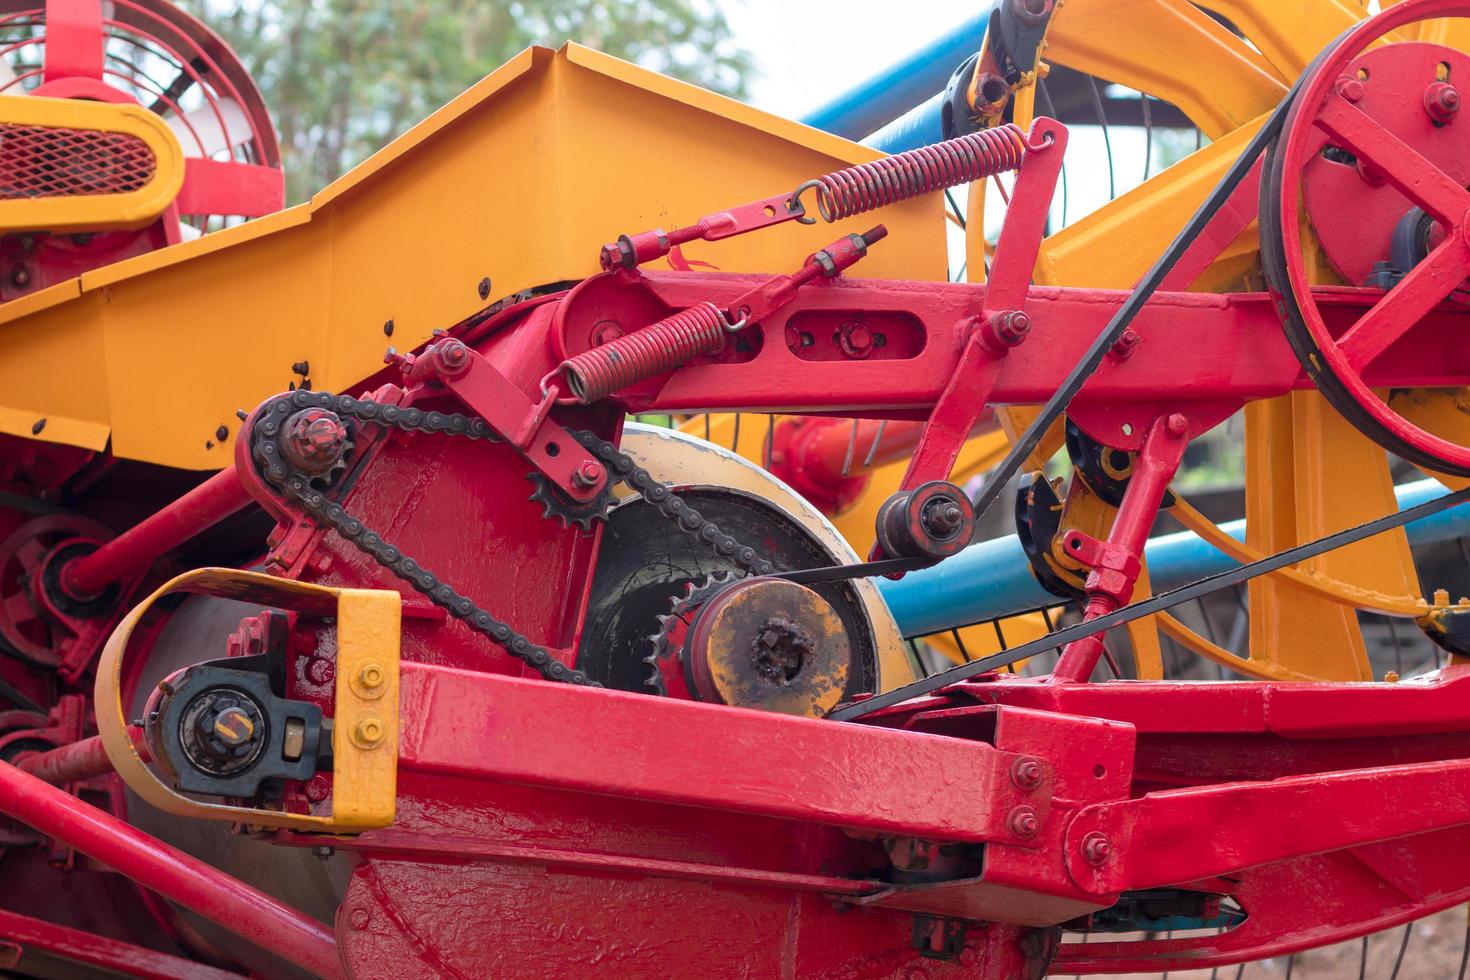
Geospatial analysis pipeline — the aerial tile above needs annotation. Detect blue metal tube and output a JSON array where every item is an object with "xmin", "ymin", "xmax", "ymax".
[
  {"xmin": 799, "ymin": 10, "xmax": 991, "ymax": 140},
  {"xmin": 862, "ymin": 92, "xmax": 947, "ymax": 154},
  {"xmin": 879, "ymin": 480, "xmax": 1468, "ymax": 637}
]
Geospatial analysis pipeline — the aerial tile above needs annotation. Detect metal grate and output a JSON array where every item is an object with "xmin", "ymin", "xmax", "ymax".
[{"xmin": 0, "ymin": 123, "xmax": 156, "ymax": 199}]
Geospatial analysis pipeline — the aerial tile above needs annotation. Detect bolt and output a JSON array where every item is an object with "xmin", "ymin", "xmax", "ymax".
[
  {"xmin": 1109, "ymin": 327, "xmax": 1141, "ymax": 359},
  {"xmin": 749, "ymin": 618, "xmax": 809, "ymax": 684},
  {"xmin": 307, "ymin": 658, "xmax": 335, "ymax": 686},
  {"xmin": 592, "ymin": 320, "xmax": 625, "ymax": 346},
  {"xmin": 304, "ymin": 774, "xmax": 331, "ymax": 803},
  {"xmin": 1008, "ymin": 805, "xmax": 1041, "ymax": 839},
  {"xmin": 357, "ymin": 662, "xmax": 385, "ymax": 690},
  {"xmin": 1385, "ymin": 670, "xmax": 1401, "ymax": 683},
  {"xmin": 1435, "ymin": 588, "xmax": 1451, "ymax": 606},
  {"xmin": 437, "ymin": 340, "xmax": 469, "ymax": 373},
  {"xmin": 989, "ymin": 309, "xmax": 1031, "ymax": 347},
  {"xmin": 215, "ymin": 425, "xmax": 229, "ymax": 442},
  {"xmin": 924, "ymin": 501, "xmax": 965, "ymax": 535},
  {"xmin": 572, "ymin": 460, "xmax": 604, "ymax": 488},
  {"xmin": 1166, "ymin": 413, "xmax": 1189, "ymax": 436},
  {"xmin": 477, "ymin": 276, "xmax": 492, "ymax": 300},
  {"xmin": 838, "ymin": 321, "xmax": 875, "ymax": 359},
  {"xmin": 1333, "ymin": 75, "xmax": 1365, "ymax": 103},
  {"xmin": 1426, "ymin": 81, "xmax": 1461, "ymax": 124},
  {"xmin": 30, "ymin": 418, "xmax": 45, "ymax": 436},
  {"xmin": 291, "ymin": 360, "xmax": 310, "ymax": 376},
  {"xmin": 348, "ymin": 908, "xmax": 370, "ymax": 930},
  {"xmin": 1081, "ymin": 831, "xmax": 1112, "ymax": 866},
  {"xmin": 353, "ymin": 715, "xmax": 385, "ymax": 749},
  {"xmin": 9, "ymin": 265, "xmax": 29, "ymax": 287},
  {"xmin": 212, "ymin": 706, "xmax": 255, "ymax": 747},
  {"xmin": 312, "ymin": 845, "xmax": 335, "ymax": 860},
  {"xmin": 383, "ymin": 319, "xmax": 394, "ymax": 337},
  {"xmin": 1011, "ymin": 756, "xmax": 1044, "ymax": 792},
  {"xmin": 280, "ymin": 409, "xmax": 349, "ymax": 476}
]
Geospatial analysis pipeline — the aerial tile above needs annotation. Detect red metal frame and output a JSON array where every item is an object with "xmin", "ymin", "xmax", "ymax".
[
  {"xmin": 0, "ymin": 908, "xmax": 240, "ymax": 979},
  {"xmin": 1274, "ymin": 2, "xmax": 1470, "ymax": 469},
  {"xmin": 0, "ymin": 762, "xmax": 342, "ymax": 979},
  {"xmin": 10, "ymin": 5, "xmax": 1470, "ymax": 973}
]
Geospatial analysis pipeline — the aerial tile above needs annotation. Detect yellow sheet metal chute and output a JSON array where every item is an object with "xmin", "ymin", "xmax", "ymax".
[{"xmin": 0, "ymin": 45, "xmax": 943, "ymax": 470}]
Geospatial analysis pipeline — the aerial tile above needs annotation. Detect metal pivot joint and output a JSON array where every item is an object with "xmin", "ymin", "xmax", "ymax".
[{"xmin": 876, "ymin": 481, "xmax": 977, "ymax": 560}]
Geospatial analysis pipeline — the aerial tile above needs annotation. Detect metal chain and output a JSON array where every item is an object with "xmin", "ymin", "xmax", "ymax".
[
  {"xmin": 252, "ymin": 389, "xmax": 772, "ymax": 686},
  {"xmin": 566, "ymin": 429, "xmax": 773, "ymax": 577}
]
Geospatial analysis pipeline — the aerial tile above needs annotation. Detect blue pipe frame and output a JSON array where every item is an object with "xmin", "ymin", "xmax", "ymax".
[
  {"xmin": 798, "ymin": 10, "xmax": 991, "ymax": 142},
  {"xmin": 878, "ymin": 480, "xmax": 1469, "ymax": 638}
]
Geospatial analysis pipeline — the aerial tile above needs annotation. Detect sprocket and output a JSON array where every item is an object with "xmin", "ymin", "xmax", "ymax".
[
  {"xmin": 525, "ymin": 471, "xmax": 617, "ymax": 530},
  {"xmin": 644, "ymin": 571, "xmax": 740, "ymax": 696}
]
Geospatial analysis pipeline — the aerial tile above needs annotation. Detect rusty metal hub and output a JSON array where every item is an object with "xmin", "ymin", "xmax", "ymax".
[{"xmin": 682, "ymin": 577, "xmax": 852, "ymax": 717}]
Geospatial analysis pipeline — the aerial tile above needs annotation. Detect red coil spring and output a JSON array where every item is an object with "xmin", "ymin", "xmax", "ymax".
[
  {"xmin": 559, "ymin": 302, "xmax": 730, "ymax": 403},
  {"xmin": 809, "ymin": 124, "xmax": 1029, "ymax": 222}
]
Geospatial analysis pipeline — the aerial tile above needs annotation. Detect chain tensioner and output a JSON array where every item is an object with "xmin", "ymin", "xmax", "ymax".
[{"xmin": 250, "ymin": 389, "xmax": 774, "ymax": 686}]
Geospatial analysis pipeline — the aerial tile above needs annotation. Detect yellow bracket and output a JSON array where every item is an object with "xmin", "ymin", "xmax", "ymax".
[
  {"xmin": 0, "ymin": 94, "xmax": 185, "ymax": 234},
  {"xmin": 96, "ymin": 568, "xmax": 400, "ymax": 832}
]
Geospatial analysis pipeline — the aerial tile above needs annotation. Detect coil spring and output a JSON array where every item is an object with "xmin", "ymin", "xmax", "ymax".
[
  {"xmin": 806, "ymin": 124, "xmax": 1029, "ymax": 223},
  {"xmin": 559, "ymin": 302, "xmax": 731, "ymax": 403}
]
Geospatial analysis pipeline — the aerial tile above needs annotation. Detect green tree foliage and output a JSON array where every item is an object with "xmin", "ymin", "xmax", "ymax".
[{"xmin": 184, "ymin": 0, "xmax": 752, "ymax": 203}]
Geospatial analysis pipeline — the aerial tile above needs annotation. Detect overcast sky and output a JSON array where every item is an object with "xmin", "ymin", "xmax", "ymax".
[
  {"xmin": 718, "ymin": 0, "xmax": 1156, "ymax": 266},
  {"xmin": 722, "ymin": 0, "xmax": 983, "ymax": 120}
]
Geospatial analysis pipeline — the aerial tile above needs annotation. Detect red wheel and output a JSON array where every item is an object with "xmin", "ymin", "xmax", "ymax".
[
  {"xmin": 0, "ymin": 515, "xmax": 113, "ymax": 667},
  {"xmin": 1262, "ymin": 0, "xmax": 1470, "ymax": 475}
]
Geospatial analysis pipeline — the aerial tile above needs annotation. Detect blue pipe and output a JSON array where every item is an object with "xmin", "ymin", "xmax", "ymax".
[
  {"xmin": 862, "ymin": 92, "xmax": 947, "ymax": 154},
  {"xmin": 878, "ymin": 480, "xmax": 1470, "ymax": 637},
  {"xmin": 799, "ymin": 10, "xmax": 991, "ymax": 140}
]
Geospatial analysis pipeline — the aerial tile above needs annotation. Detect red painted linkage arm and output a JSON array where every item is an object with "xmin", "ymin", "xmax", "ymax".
[{"xmin": 0, "ymin": 763, "xmax": 343, "ymax": 979}]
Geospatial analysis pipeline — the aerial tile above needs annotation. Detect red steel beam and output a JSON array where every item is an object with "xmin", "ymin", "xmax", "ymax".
[
  {"xmin": 0, "ymin": 908, "xmax": 240, "ymax": 980},
  {"xmin": 1065, "ymin": 754, "xmax": 1470, "ymax": 895},
  {"xmin": 0, "ymin": 763, "xmax": 342, "ymax": 979},
  {"xmin": 396, "ymin": 662, "xmax": 1039, "ymax": 842},
  {"xmin": 560, "ymin": 275, "xmax": 1470, "ymax": 414},
  {"xmin": 14, "ymin": 730, "xmax": 148, "ymax": 786},
  {"xmin": 62, "ymin": 467, "xmax": 254, "ymax": 598}
]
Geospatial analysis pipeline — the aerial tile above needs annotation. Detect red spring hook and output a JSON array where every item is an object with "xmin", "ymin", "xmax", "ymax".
[
  {"xmin": 600, "ymin": 121, "xmax": 1047, "ymax": 271},
  {"xmin": 560, "ymin": 226, "xmax": 887, "ymax": 404}
]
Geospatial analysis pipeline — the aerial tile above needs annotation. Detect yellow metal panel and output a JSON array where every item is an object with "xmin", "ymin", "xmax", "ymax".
[
  {"xmin": 0, "ymin": 94, "xmax": 185, "ymax": 233},
  {"xmin": 1201, "ymin": 0, "xmax": 1372, "ymax": 79},
  {"xmin": 0, "ymin": 44, "xmax": 944, "ymax": 468},
  {"xmin": 1037, "ymin": 116, "xmax": 1266, "ymax": 290},
  {"xmin": 331, "ymin": 589, "xmax": 401, "ymax": 829},
  {"xmin": 1244, "ymin": 397, "xmax": 1373, "ymax": 681},
  {"xmin": 0, "ymin": 287, "xmax": 111, "ymax": 451},
  {"xmin": 1044, "ymin": 0, "xmax": 1286, "ymax": 140}
]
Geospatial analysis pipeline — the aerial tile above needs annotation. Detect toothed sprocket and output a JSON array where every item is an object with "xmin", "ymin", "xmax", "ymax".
[
  {"xmin": 643, "ymin": 571, "xmax": 741, "ymax": 696},
  {"xmin": 526, "ymin": 471, "xmax": 617, "ymax": 530}
]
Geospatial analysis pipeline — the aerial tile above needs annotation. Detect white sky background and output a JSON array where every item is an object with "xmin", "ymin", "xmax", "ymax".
[{"xmin": 721, "ymin": 0, "xmax": 1163, "ymax": 276}]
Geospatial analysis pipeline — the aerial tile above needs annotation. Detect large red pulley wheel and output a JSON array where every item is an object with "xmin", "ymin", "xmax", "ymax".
[
  {"xmin": 1261, "ymin": 0, "xmax": 1470, "ymax": 475},
  {"xmin": 0, "ymin": 515, "xmax": 113, "ymax": 667}
]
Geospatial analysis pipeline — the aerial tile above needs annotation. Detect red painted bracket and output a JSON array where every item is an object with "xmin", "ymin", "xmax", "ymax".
[{"xmin": 395, "ymin": 338, "xmax": 608, "ymax": 502}]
